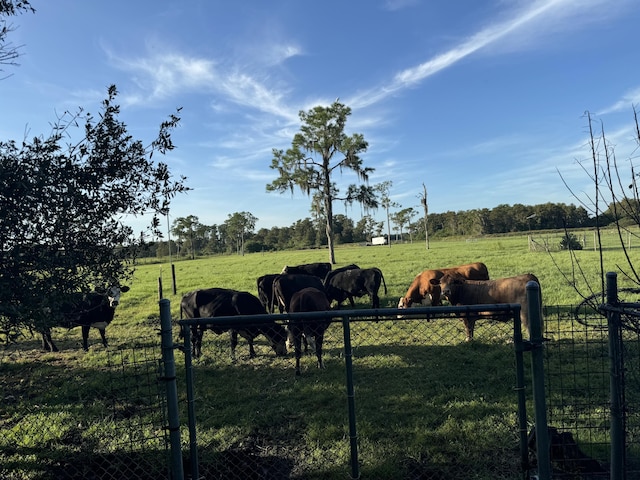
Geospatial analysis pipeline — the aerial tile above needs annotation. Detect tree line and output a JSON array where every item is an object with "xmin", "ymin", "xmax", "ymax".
[{"xmin": 140, "ymin": 199, "xmax": 634, "ymax": 259}]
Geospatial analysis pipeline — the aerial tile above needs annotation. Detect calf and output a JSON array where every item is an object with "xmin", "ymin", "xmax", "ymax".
[
  {"xmin": 398, "ymin": 262, "xmax": 489, "ymax": 308},
  {"xmin": 181, "ymin": 287, "xmax": 287, "ymax": 360},
  {"xmin": 41, "ymin": 285, "xmax": 130, "ymax": 352},
  {"xmin": 435, "ymin": 273, "xmax": 541, "ymax": 341},
  {"xmin": 324, "ymin": 267, "xmax": 387, "ymax": 309},
  {"xmin": 288, "ymin": 287, "xmax": 332, "ymax": 375}
]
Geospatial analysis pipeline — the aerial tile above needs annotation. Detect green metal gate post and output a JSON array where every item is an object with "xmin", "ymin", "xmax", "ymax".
[
  {"xmin": 606, "ymin": 271, "xmax": 624, "ymax": 480},
  {"xmin": 182, "ymin": 323, "xmax": 199, "ymax": 480},
  {"xmin": 342, "ymin": 314, "xmax": 360, "ymax": 479},
  {"xmin": 159, "ymin": 298, "xmax": 184, "ymax": 480},
  {"xmin": 512, "ymin": 304, "xmax": 529, "ymax": 476},
  {"xmin": 527, "ymin": 281, "xmax": 551, "ymax": 480}
]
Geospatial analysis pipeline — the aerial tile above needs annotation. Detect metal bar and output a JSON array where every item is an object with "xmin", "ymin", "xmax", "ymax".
[
  {"xmin": 342, "ymin": 314, "xmax": 360, "ymax": 479},
  {"xmin": 512, "ymin": 305, "xmax": 529, "ymax": 477},
  {"xmin": 607, "ymin": 272, "xmax": 624, "ymax": 480},
  {"xmin": 183, "ymin": 324, "xmax": 199, "ymax": 480},
  {"xmin": 159, "ymin": 298, "xmax": 184, "ymax": 480},
  {"xmin": 527, "ymin": 281, "xmax": 551, "ymax": 480}
]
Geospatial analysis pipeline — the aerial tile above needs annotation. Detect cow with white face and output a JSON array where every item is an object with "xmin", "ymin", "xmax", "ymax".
[{"xmin": 41, "ymin": 285, "xmax": 130, "ymax": 352}]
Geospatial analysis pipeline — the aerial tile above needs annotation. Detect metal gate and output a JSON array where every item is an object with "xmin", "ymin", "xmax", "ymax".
[{"xmin": 160, "ymin": 298, "xmax": 540, "ymax": 479}]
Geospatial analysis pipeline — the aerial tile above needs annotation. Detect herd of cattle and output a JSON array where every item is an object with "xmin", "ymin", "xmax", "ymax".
[
  {"xmin": 179, "ymin": 261, "xmax": 540, "ymax": 375},
  {"xmin": 39, "ymin": 262, "xmax": 540, "ymax": 376}
]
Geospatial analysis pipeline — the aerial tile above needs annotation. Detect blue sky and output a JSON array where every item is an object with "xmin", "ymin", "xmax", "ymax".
[{"xmin": 2, "ymin": 0, "xmax": 640, "ymax": 234}]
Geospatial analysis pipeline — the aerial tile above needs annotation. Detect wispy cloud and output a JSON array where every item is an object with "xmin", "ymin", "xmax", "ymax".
[
  {"xmin": 349, "ymin": 0, "xmax": 614, "ymax": 109},
  {"xmin": 598, "ymin": 87, "xmax": 640, "ymax": 115},
  {"xmin": 107, "ymin": 43, "xmax": 299, "ymax": 123}
]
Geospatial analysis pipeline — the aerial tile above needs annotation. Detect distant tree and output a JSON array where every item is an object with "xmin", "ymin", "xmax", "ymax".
[
  {"xmin": 354, "ymin": 215, "xmax": 377, "ymax": 243},
  {"xmin": 376, "ymin": 181, "xmax": 399, "ymax": 247},
  {"xmin": 0, "ymin": 0, "xmax": 34, "ymax": 77},
  {"xmin": 0, "ymin": 85, "xmax": 187, "ymax": 337},
  {"xmin": 172, "ymin": 215, "xmax": 203, "ymax": 259},
  {"xmin": 419, "ymin": 183, "xmax": 429, "ymax": 249},
  {"xmin": 267, "ymin": 101, "xmax": 375, "ymax": 264},
  {"xmin": 391, "ymin": 207, "xmax": 416, "ymax": 243},
  {"xmin": 224, "ymin": 211, "xmax": 257, "ymax": 256}
]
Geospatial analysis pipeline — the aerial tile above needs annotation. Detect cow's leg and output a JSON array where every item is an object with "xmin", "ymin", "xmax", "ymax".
[
  {"xmin": 190, "ymin": 325, "xmax": 201, "ymax": 358},
  {"xmin": 291, "ymin": 325, "xmax": 303, "ymax": 375},
  {"xmin": 241, "ymin": 331, "xmax": 257, "ymax": 359},
  {"xmin": 81, "ymin": 325, "xmax": 91, "ymax": 351},
  {"xmin": 348, "ymin": 296, "xmax": 356, "ymax": 308},
  {"xmin": 41, "ymin": 329, "xmax": 58, "ymax": 352},
  {"xmin": 229, "ymin": 330, "xmax": 239, "ymax": 362},
  {"xmin": 98, "ymin": 328, "xmax": 108, "ymax": 348},
  {"xmin": 462, "ymin": 316, "xmax": 476, "ymax": 342},
  {"xmin": 315, "ymin": 333, "xmax": 324, "ymax": 369},
  {"xmin": 371, "ymin": 294, "xmax": 380, "ymax": 309}
]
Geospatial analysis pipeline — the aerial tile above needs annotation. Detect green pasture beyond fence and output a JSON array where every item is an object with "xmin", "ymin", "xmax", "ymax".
[{"xmin": 3, "ymin": 275, "xmax": 640, "ymax": 479}]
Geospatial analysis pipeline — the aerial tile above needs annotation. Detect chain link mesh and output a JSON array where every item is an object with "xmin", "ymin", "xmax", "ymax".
[{"xmin": 0, "ymin": 340, "xmax": 169, "ymax": 480}]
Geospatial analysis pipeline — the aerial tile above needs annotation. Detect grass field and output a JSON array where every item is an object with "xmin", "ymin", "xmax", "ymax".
[{"xmin": 1, "ymin": 231, "xmax": 638, "ymax": 479}]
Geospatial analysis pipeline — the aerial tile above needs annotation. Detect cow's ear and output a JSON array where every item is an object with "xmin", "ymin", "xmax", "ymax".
[
  {"xmin": 429, "ymin": 279, "xmax": 439, "ymax": 286},
  {"xmin": 121, "ymin": 285, "xmax": 130, "ymax": 292}
]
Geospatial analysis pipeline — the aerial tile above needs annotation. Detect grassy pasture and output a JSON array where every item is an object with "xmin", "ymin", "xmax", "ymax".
[{"xmin": 1, "ymin": 231, "xmax": 638, "ymax": 479}]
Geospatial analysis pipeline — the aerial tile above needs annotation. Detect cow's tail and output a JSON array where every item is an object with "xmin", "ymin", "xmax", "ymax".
[{"xmin": 377, "ymin": 268, "xmax": 388, "ymax": 294}]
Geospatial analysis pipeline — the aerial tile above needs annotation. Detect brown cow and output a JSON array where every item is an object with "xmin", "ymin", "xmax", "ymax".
[
  {"xmin": 288, "ymin": 287, "xmax": 331, "ymax": 375},
  {"xmin": 435, "ymin": 273, "xmax": 541, "ymax": 341},
  {"xmin": 398, "ymin": 262, "xmax": 489, "ymax": 309}
]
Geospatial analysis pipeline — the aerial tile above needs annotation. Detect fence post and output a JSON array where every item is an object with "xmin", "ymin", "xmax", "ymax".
[
  {"xmin": 342, "ymin": 314, "xmax": 360, "ymax": 479},
  {"xmin": 512, "ymin": 305, "xmax": 529, "ymax": 474},
  {"xmin": 182, "ymin": 323, "xmax": 199, "ymax": 480},
  {"xmin": 606, "ymin": 272, "xmax": 624, "ymax": 480},
  {"xmin": 160, "ymin": 298, "xmax": 184, "ymax": 480},
  {"xmin": 527, "ymin": 281, "xmax": 551, "ymax": 480}
]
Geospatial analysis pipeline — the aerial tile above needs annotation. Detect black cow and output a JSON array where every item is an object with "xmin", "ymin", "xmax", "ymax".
[
  {"xmin": 288, "ymin": 287, "xmax": 331, "ymax": 376},
  {"xmin": 322, "ymin": 263, "xmax": 360, "ymax": 285},
  {"xmin": 281, "ymin": 262, "xmax": 332, "ymax": 279},
  {"xmin": 41, "ymin": 285, "xmax": 130, "ymax": 352},
  {"xmin": 257, "ymin": 274, "xmax": 280, "ymax": 313},
  {"xmin": 180, "ymin": 287, "xmax": 288, "ymax": 360},
  {"xmin": 324, "ymin": 267, "xmax": 387, "ymax": 309},
  {"xmin": 272, "ymin": 274, "xmax": 325, "ymax": 313}
]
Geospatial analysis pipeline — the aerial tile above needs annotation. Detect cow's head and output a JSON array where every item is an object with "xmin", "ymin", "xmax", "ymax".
[
  {"xmin": 433, "ymin": 274, "xmax": 465, "ymax": 303},
  {"xmin": 106, "ymin": 285, "xmax": 130, "ymax": 307}
]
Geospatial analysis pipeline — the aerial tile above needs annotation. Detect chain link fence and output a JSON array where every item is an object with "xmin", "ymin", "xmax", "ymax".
[
  {"xmin": 0, "ymin": 340, "xmax": 169, "ymax": 480},
  {"xmin": 179, "ymin": 308, "xmax": 524, "ymax": 480}
]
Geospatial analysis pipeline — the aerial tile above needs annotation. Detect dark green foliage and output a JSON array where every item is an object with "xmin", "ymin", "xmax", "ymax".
[
  {"xmin": 0, "ymin": 85, "xmax": 187, "ymax": 333},
  {"xmin": 559, "ymin": 233, "xmax": 583, "ymax": 250}
]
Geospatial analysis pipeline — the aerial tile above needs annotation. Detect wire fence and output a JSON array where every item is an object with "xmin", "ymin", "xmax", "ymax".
[
  {"xmin": 4, "ymin": 296, "xmax": 640, "ymax": 479},
  {"xmin": 0, "ymin": 341, "xmax": 169, "ymax": 480},
  {"xmin": 178, "ymin": 307, "xmax": 525, "ymax": 480}
]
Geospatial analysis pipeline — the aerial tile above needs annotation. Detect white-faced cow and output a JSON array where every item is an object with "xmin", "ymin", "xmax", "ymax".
[
  {"xmin": 271, "ymin": 274, "xmax": 325, "ymax": 314},
  {"xmin": 398, "ymin": 262, "xmax": 489, "ymax": 309},
  {"xmin": 180, "ymin": 287, "xmax": 287, "ymax": 360},
  {"xmin": 435, "ymin": 273, "xmax": 541, "ymax": 341},
  {"xmin": 41, "ymin": 285, "xmax": 130, "ymax": 352},
  {"xmin": 281, "ymin": 262, "xmax": 332, "ymax": 280},
  {"xmin": 288, "ymin": 287, "xmax": 332, "ymax": 375},
  {"xmin": 323, "ymin": 267, "xmax": 387, "ymax": 309}
]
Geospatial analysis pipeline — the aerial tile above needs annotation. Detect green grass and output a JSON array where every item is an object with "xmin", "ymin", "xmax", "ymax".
[{"xmin": 1, "ymin": 232, "xmax": 638, "ymax": 479}]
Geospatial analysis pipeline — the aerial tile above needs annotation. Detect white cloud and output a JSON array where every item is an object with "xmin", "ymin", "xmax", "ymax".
[{"xmin": 350, "ymin": 0, "xmax": 620, "ymax": 109}]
